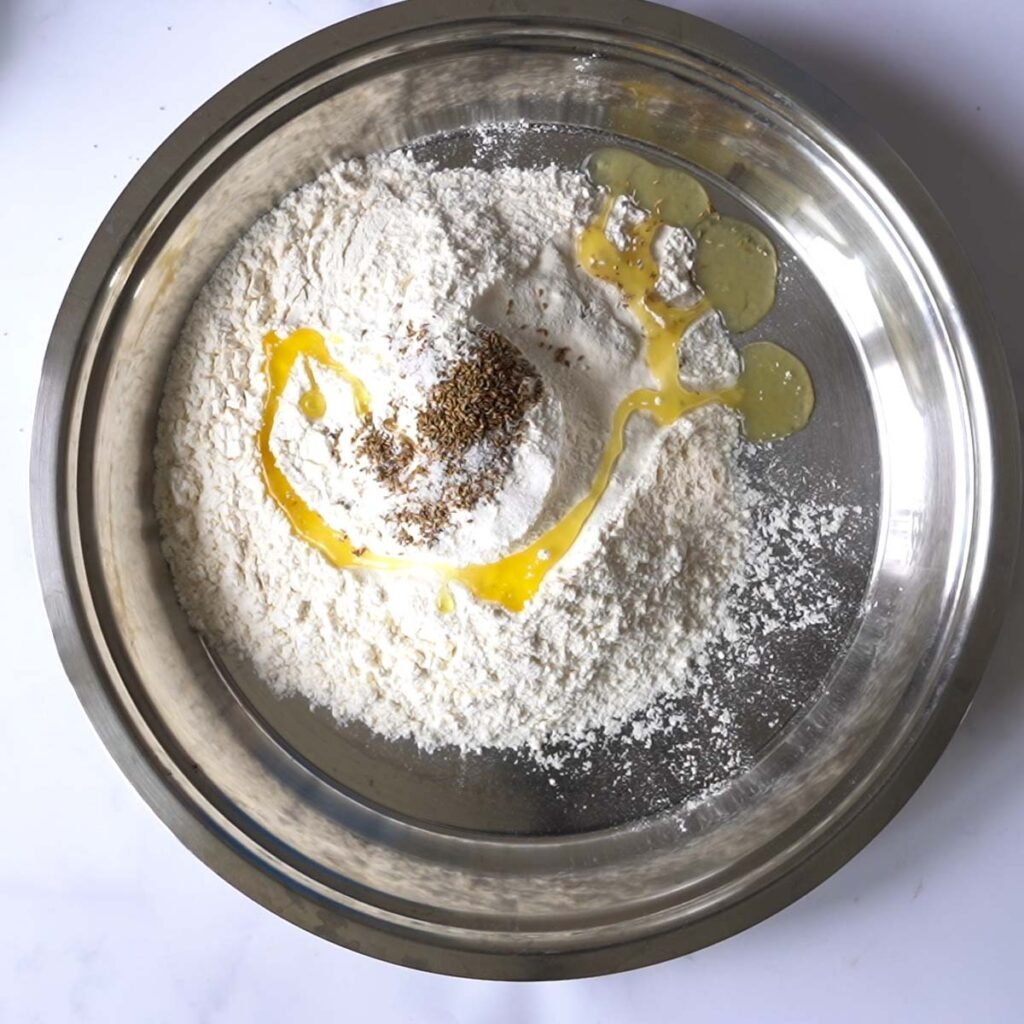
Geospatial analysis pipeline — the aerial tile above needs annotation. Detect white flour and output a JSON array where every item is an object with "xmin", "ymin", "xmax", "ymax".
[
  {"xmin": 273, "ymin": 317, "xmax": 567, "ymax": 562},
  {"xmin": 155, "ymin": 149, "xmax": 849, "ymax": 758}
]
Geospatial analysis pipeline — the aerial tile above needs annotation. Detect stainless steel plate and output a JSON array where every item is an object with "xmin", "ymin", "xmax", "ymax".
[{"xmin": 31, "ymin": 0, "xmax": 1020, "ymax": 978}]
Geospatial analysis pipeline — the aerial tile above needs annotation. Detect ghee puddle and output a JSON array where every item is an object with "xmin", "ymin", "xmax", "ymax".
[
  {"xmin": 587, "ymin": 148, "xmax": 777, "ymax": 332},
  {"xmin": 587, "ymin": 146, "xmax": 710, "ymax": 228},
  {"xmin": 258, "ymin": 154, "xmax": 814, "ymax": 613},
  {"xmin": 693, "ymin": 215, "xmax": 777, "ymax": 333}
]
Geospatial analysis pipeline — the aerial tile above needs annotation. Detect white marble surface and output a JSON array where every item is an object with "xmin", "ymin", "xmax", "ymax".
[{"xmin": 3, "ymin": 0, "xmax": 1023, "ymax": 1020}]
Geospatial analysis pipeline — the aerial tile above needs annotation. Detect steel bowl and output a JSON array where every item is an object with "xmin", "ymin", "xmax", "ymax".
[{"xmin": 31, "ymin": 0, "xmax": 1020, "ymax": 978}]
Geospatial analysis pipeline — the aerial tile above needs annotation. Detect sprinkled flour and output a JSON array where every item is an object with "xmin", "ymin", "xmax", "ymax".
[{"xmin": 155, "ymin": 148, "xmax": 859, "ymax": 764}]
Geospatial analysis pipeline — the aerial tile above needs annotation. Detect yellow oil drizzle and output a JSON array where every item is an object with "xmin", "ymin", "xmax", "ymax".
[
  {"xmin": 257, "ymin": 164, "xmax": 814, "ymax": 613},
  {"xmin": 436, "ymin": 582, "xmax": 455, "ymax": 614},
  {"xmin": 298, "ymin": 358, "xmax": 327, "ymax": 421},
  {"xmin": 259, "ymin": 328, "xmax": 400, "ymax": 575}
]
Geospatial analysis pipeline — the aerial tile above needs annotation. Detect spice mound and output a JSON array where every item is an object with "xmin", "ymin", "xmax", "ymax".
[{"xmin": 363, "ymin": 321, "xmax": 547, "ymax": 550}]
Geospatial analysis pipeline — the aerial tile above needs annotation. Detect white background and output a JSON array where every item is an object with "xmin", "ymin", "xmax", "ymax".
[{"xmin": 3, "ymin": 0, "xmax": 1023, "ymax": 1020}]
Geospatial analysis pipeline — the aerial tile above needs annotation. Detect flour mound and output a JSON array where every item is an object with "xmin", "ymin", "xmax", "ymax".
[{"xmin": 155, "ymin": 150, "xmax": 748, "ymax": 754}]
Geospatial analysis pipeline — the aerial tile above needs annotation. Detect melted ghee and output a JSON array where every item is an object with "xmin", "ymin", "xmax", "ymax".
[
  {"xmin": 585, "ymin": 148, "xmax": 778, "ymax": 334},
  {"xmin": 298, "ymin": 358, "xmax": 327, "ymax": 421},
  {"xmin": 693, "ymin": 215, "xmax": 777, "ymax": 333},
  {"xmin": 587, "ymin": 146, "xmax": 710, "ymax": 228},
  {"xmin": 257, "ymin": 167, "xmax": 813, "ymax": 613},
  {"xmin": 726, "ymin": 340, "xmax": 815, "ymax": 442},
  {"xmin": 436, "ymin": 582, "xmax": 455, "ymax": 614},
  {"xmin": 259, "ymin": 328, "xmax": 399, "ymax": 575}
]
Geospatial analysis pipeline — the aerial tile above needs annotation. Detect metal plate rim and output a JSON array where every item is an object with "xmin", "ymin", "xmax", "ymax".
[{"xmin": 30, "ymin": 0, "xmax": 1021, "ymax": 978}]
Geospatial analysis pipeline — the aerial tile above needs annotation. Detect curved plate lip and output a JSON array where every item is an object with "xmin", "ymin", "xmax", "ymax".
[{"xmin": 30, "ymin": 0, "xmax": 1022, "ymax": 979}]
